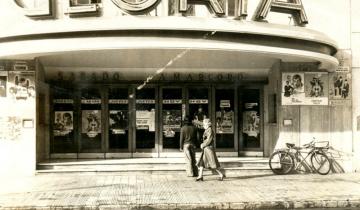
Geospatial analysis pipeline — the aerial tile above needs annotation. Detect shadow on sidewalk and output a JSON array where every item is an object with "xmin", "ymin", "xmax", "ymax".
[{"xmin": 223, "ymin": 173, "xmax": 276, "ymax": 181}]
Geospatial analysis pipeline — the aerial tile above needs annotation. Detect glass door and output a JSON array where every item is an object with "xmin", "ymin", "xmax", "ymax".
[
  {"xmin": 188, "ymin": 87, "xmax": 210, "ymax": 148},
  {"xmin": 80, "ymin": 88, "xmax": 103, "ymax": 153},
  {"xmin": 215, "ymin": 88, "xmax": 235, "ymax": 150},
  {"xmin": 51, "ymin": 86, "xmax": 76, "ymax": 154},
  {"xmin": 161, "ymin": 87, "xmax": 183, "ymax": 152},
  {"xmin": 241, "ymin": 89, "xmax": 262, "ymax": 150},
  {"xmin": 135, "ymin": 87, "xmax": 158, "ymax": 153},
  {"xmin": 108, "ymin": 88, "xmax": 129, "ymax": 152}
]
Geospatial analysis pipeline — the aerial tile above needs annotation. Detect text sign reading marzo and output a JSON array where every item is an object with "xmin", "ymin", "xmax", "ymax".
[{"xmin": 16, "ymin": 0, "xmax": 308, "ymax": 26}]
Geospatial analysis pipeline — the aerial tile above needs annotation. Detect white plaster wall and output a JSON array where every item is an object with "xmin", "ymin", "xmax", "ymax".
[
  {"xmin": 351, "ymin": 0, "xmax": 360, "ymax": 171},
  {"xmin": 0, "ymin": 96, "xmax": 36, "ymax": 177}
]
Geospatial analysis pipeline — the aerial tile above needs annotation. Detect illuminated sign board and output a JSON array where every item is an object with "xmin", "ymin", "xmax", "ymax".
[{"xmin": 15, "ymin": 0, "xmax": 308, "ymax": 26}]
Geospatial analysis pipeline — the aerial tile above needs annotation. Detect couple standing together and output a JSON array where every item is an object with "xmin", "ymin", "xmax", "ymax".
[{"xmin": 179, "ymin": 116, "xmax": 226, "ymax": 181}]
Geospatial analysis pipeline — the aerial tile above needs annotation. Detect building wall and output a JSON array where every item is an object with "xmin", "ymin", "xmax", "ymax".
[
  {"xmin": 263, "ymin": 61, "xmax": 280, "ymax": 157},
  {"xmin": 0, "ymin": 0, "xmax": 358, "ymax": 173},
  {"xmin": 0, "ymin": 61, "xmax": 37, "ymax": 177},
  {"xmin": 351, "ymin": 0, "xmax": 360, "ymax": 172}
]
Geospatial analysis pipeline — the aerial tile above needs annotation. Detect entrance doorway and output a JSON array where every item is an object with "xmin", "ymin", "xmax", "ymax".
[{"xmin": 49, "ymin": 84, "xmax": 262, "ymax": 158}]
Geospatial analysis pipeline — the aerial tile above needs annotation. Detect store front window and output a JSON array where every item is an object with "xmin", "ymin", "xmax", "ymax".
[
  {"xmin": 108, "ymin": 88, "xmax": 129, "ymax": 150},
  {"xmin": 80, "ymin": 88, "xmax": 102, "ymax": 152},
  {"xmin": 136, "ymin": 88, "xmax": 156, "ymax": 149}
]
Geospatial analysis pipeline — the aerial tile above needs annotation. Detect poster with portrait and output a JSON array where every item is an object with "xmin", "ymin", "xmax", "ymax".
[
  {"xmin": 304, "ymin": 72, "xmax": 329, "ymax": 105},
  {"xmin": 329, "ymin": 73, "xmax": 351, "ymax": 105},
  {"xmin": 82, "ymin": 110, "xmax": 101, "ymax": 138},
  {"xmin": 216, "ymin": 110, "xmax": 234, "ymax": 134},
  {"xmin": 0, "ymin": 72, "xmax": 7, "ymax": 98},
  {"xmin": 242, "ymin": 111, "xmax": 260, "ymax": 138},
  {"xmin": 109, "ymin": 110, "xmax": 128, "ymax": 135},
  {"xmin": 281, "ymin": 72, "xmax": 305, "ymax": 105},
  {"xmin": 53, "ymin": 111, "xmax": 73, "ymax": 136},
  {"xmin": 136, "ymin": 109, "xmax": 155, "ymax": 132},
  {"xmin": 163, "ymin": 110, "xmax": 182, "ymax": 137},
  {"xmin": 7, "ymin": 71, "xmax": 35, "ymax": 101}
]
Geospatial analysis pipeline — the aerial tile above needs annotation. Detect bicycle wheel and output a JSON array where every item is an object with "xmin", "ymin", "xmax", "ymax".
[
  {"xmin": 311, "ymin": 152, "xmax": 331, "ymax": 175},
  {"xmin": 269, "ymin": 151, "xmax": 294, "ymax": 175}
]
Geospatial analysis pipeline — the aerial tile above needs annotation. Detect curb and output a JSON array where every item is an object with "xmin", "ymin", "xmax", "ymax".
[{"xmin": 1, "ymin": 200, "xmax": 360, "ymax": 210}]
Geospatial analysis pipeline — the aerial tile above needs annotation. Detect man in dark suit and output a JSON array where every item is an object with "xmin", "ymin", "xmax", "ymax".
[{"xmin": 180, "ymin": 116, "xmax": 199, "ymax": 177}]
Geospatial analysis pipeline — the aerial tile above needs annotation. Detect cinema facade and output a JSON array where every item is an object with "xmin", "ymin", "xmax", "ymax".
[{"xmin": 0, "ymin": 0, "xmax": 359, "ymax": 176}]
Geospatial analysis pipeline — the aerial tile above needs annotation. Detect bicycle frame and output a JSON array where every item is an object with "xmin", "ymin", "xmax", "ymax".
[{"xmin": 292, "ymin": 148, "xmax": 316, "ymax": 173}]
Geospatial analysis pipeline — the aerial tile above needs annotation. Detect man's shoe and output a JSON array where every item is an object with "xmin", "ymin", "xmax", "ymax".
[{"xmin": 196, "ymin": 177, "xmax": 203, "ymax": 181}]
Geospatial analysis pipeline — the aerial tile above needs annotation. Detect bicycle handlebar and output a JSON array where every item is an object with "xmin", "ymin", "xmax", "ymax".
[{"xmin": 302, "ymin": 140, "xmax": 314, "ymax": 148}]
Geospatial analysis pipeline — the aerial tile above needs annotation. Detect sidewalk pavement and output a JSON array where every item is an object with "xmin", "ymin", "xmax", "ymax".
[{"xmin": 1, "ymin": 170, "xmax": 360, "ymax": 210}]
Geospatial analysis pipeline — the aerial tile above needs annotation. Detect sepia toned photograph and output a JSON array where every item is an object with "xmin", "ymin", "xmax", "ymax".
[{"xmin": 1, "ymin": 0, "xmax": 360, "ymax": 209}]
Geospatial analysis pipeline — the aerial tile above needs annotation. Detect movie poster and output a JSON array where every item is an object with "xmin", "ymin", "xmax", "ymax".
[
  {"xmin": 109, "ymin": 110, "xmax": 128, "ymax": 135},
  {"xmin": 7, "ymin": 71, "xmax": 35, "ymax": 101},
  {"xmin": 304, "ymin": 72, "xmax": 329, "ymax": 105},
  {"xmin": 0, "ymin": 72, "xmax": 7, "ymax": 97},
  {"xmin": 54, "ymin": 111, "xmax": 73, "ymax": 136},
  {"xmin": 163, "ymin": 110, "xmax": 182, "ymax": 137},
  {"xmin": 136, "ymin": 109, "xmax": 155, "ymax": 132},
  {"xmin": 282, "ymin": 72, "xmax": 329, "ymax": 105},
  {"xmin": 82, "ymin": 110, "xmax": 101, "ymax": 138},
  {"xmin": 216, "ymin": 110, "xmax": 234, "ymax": 134},
  {"xmin": 242, "ymin": 111, "xmax": 260, "ymax": 138},
  {"xmin": 329, "ymin": 73, "xmax": 351, "ymax": 100},
  {"xmin": 281, "ymin": 72, "xmax": 305, "ymax": 105}
]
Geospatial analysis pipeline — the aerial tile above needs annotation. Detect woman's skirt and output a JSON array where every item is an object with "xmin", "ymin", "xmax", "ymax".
[{"xmin": 197, "ymin": 146, "xmax": 220, "ymax": 169}]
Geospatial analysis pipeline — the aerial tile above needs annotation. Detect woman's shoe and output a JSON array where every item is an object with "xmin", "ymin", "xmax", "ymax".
[
  {"xmin": 195, "ymin": 177, "xmax": 203, "ymax": 181},
  {"xmin": 219, "ymin": 174, "xmax": 226, "ymax": 181}
]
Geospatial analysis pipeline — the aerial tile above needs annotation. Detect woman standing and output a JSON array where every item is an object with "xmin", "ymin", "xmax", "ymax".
[{"xmin": 196, "ymin": 118, "xmax": 225, "ymax": 181}]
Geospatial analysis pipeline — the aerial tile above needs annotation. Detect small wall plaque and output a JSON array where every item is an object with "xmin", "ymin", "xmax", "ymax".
[
  {"xmin": 22, "ymin": 119, "xmax": 34, "ymax": 128},
  {"xmin": 283, "ymin": 119, "xmax": 292, "ymax": 126}
]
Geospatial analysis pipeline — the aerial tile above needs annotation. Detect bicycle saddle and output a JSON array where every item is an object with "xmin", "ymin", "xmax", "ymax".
[{"xmin": 286, "ymin": 143, "xmax": 295, "ymax": 148}]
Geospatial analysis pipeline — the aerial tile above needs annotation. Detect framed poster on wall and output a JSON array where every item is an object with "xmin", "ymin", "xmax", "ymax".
[
  {"xmin": 281, "ymin": 72, "xmax": 305, "ymax": 105},
  {"xmin": 304, "ymin": 72, "xmax": 328, "ymax": 105},
  {"xmin": 7, "ymin": 71, "xmax": 35, "ymax": 101},
  {"xmin": 282, "ymin": 72, "xmax": 329, "ymax": 105}
]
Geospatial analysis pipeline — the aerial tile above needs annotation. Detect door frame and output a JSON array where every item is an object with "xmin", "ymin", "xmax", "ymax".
[
  {"xmin": 238, "ymin": 85, "xmax": 264, "ymax": 156},
  {"xmin": 132, "ymin": 84, "xmax": 159, "ymax": 157},
  {"xmin": 212, "ymin": 85, "xmax": 238, "ymax": 154},
  {"xmin": 159, "ymin": 86, "xmax": 184, "ymax": 157},
  {"xmin": 105, "ymin": 85, "xmax": 133, "ymax": 158}
]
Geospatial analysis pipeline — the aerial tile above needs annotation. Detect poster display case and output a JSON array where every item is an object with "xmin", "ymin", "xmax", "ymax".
[
  {"xmin": 136, "ymin": 88, "xmax": 156, "ymax": 149},
  {"xmin": 80, "ymin": 88, "xmax": 102, "ymax": 152},
  {"xmin": 51, "ymin": 87, "xmax": 76, "ymax": 153},
  {"xmin": 215, "ymin": 89, "xmax": 234, "ymax": 148},
  {"xmin": 162, "ymin": 88, "xmax": 182, "ymax": 149},
  {"xmin": 242, "ymin": 89, "xmax": 261, "ymax": 149},
  {"xmin": 188, "ymin": 88, "xmax": 209, "ymax": 148},
  {"xmin": 108, "ymin": 88, "xmax": 129, "ymax": 150}
]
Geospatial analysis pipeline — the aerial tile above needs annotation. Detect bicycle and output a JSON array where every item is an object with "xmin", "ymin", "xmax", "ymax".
[{"xmin": 269, "ymin": 139, "xmax": 331, "ymax": 175}]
